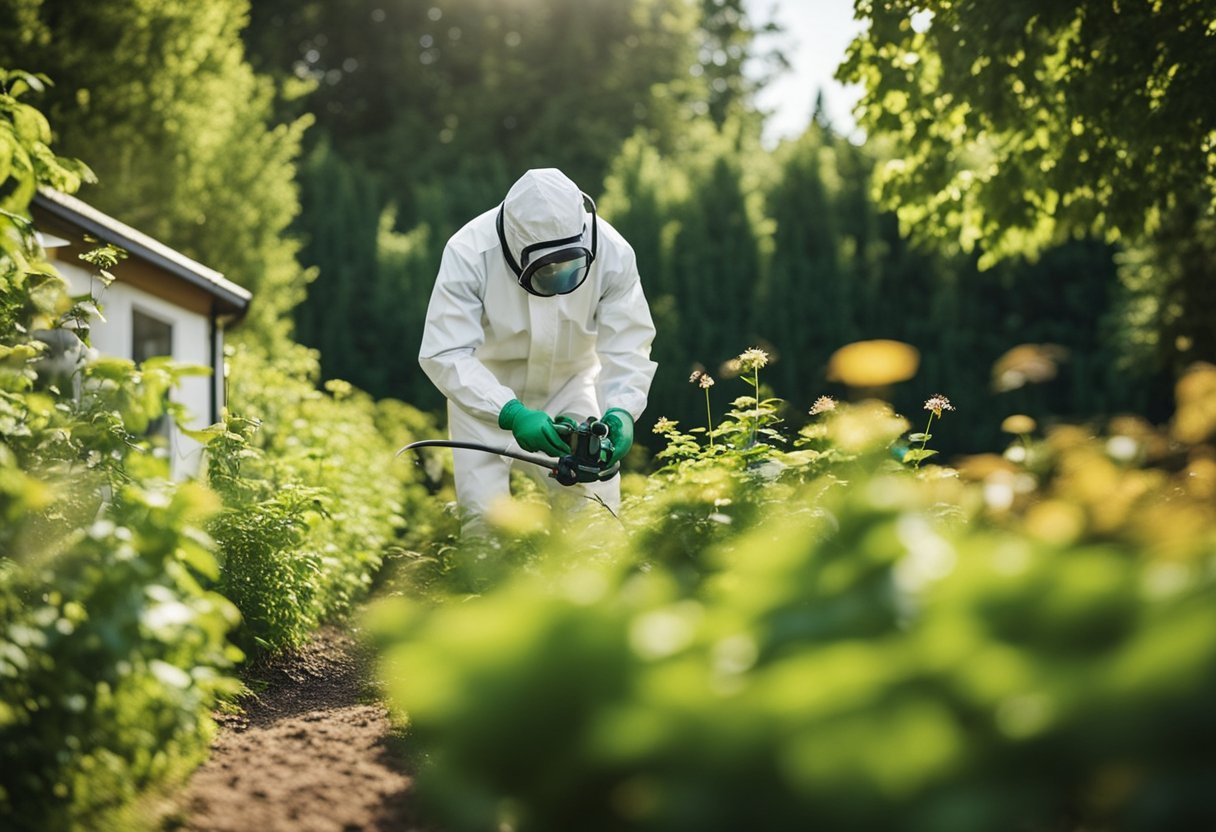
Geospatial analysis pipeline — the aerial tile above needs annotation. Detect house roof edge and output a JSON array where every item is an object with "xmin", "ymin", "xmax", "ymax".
[{"xmin": 32, "ymin": 188, "xmax": 253, "ymax": 314}]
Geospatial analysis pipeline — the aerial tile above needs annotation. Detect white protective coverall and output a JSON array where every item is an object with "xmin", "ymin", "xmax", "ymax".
[{"xmin": 418, "ymin": 168, "xmax": 657, "ymax": 523}]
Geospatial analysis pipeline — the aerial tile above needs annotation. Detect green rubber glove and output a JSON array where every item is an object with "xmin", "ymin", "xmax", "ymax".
[
  {"xmin": 498, "ymin": 399, "xmax": 570, "ymax": 457},
  {"xmin": 601, "ymin": 407, "xmax": 634, "ymax": 465}
]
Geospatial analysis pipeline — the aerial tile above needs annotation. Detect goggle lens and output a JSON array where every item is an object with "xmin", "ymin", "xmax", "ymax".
[{"xmin": 526, "ymin": 252, "xmax": 590, "ymax": 296}]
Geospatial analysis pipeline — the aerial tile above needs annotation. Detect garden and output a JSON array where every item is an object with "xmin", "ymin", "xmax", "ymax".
[{"xmin": 2, "ymin": 1, "xmax": 1215, "ymax": 830}]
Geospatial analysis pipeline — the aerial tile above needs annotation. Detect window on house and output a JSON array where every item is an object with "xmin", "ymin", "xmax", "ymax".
[
  {"xmin": 132, "ymin": 309, "xmax": 173, "ymax": 441},
  {"xmin": 132, "ymin": 309, "xmax": 173, "ymax": 363}
]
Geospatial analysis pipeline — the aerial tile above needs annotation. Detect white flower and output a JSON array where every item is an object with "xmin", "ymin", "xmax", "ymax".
[
  {"xmin": 923, "ymin": 394, "xmax": 954, "ymax": 417},
  {"xmin": 737, "ymin": 348, "xmax": 770, "ymax": 372},
  {"xmin": 809, "ymin": 395, "xmax": 837, "ymax": 416},
  {"xmin": 652, "ymin": 416, "xmax": 678, "ymax": 435}
]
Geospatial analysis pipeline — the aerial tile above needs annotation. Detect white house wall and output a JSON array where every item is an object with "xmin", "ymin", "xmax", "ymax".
[{"xmin": 57, "ymin": 259, "xmax": 219, "ymax": 479}]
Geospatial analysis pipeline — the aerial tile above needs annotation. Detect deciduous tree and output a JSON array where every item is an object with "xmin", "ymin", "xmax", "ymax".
[{"xmin": 842, "ymin": 0, "xmax": 1216, "ymax": 370}]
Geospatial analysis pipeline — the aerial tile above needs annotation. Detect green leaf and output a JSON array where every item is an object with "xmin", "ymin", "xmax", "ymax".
[
  {"xmin": 172, "ymin": 362, "xmax": 213, "ymax": 378},
  {"xmin": 180, "ymin": 423, "xmax": 227, "ymax": 443},
  {"xmin": 12, "ymin": 102, "xmax": 51, "ymax": 144},
  {"xmin": 0, "ymin": 344, "xmax": 41, "ymax": 362},
  {"xmin": 85, "ymin": 355, "xmax": 137, "ymax": 380},
  {"xmin": 909, "ymin": 433, "xmax": 932, "ymax": 442},
  {"xmin": 5, "ymin": 70, "xmax": 49, "ymax": 95},
  {"xmin": 902, "ymin": 448, "xmax": 938, "ymax": 463},
  {"xmin": 0, "ymin": 132, "xmax": 12, "ymax": 184},
  {"xmin": 178, "ymin": 538, "xmax": 220, "ymax": 581}
]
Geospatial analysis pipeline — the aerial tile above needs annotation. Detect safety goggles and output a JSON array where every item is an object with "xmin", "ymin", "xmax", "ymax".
[{"xmin": 497, "ymin": 193, "xmax": 598, "ymax": 297}]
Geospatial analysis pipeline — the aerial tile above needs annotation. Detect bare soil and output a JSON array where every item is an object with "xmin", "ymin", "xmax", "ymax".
[{"xmin": 171, "ymin": 625, "xmax": 426, "ymax": 832}]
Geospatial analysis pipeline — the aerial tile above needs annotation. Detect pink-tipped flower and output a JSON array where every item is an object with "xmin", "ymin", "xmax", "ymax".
[{"xmin": 924, "ymin": 394, "xmax": 955, "ymax": 418}]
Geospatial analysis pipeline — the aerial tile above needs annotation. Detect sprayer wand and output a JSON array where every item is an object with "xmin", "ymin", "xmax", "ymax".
[{"xmin": 395, "ymin": 416, "xmax": 621, "ymax": 486}]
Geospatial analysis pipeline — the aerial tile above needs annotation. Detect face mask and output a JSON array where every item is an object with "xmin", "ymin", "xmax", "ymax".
[{"xmin": 497, "ymin": 193, "xmax": 598, "ymax": 297}]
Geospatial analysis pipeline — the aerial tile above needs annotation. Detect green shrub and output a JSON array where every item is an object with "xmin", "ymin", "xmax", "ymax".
[
  {"xmin": 0, "ymin": 477, "xmax": 241, "ymax": 831},
  {"xmin": 0, "ymin": 233, "xmax": 223, "ymax": 830},
  {"xmin": 199, "ymin": 412, "xmax": 328, "ymax": 653},
  {"xmin": 1, "ymin": 70, "xmax": 240, "ymax": 829},
  {"xmin": 200, "ymin": 339, "xmax": 442, "ymax": 653}
]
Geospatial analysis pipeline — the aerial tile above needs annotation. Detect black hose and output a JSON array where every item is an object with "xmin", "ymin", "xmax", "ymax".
[{"xmin": 395, "ymin": 439, "xmax": 558, "ymax": 471}]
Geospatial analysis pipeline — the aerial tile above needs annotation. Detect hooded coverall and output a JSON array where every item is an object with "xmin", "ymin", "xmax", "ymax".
[{"xmin": 419, "ymin": 168, "xmax": 657, "ymax": 525}]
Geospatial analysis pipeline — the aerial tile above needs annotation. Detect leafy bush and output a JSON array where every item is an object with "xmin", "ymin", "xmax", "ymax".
[
  {"xmin": 200, "ymin": 339, "xmax": 443, "ymax": 652},
  {"xmin": 372, "ymin": 350, "xmax": 1216, "ymax": 832},
  {"xmin": 0, "ymin": 476, "xmax": 241, "ymax": 831},
  {"xmin": 1, "ymin": 69, "xmax": 240, "ymax": 830},
  {"xmin": 198, "ymin": 412, "xmax": 329, "ymax": 653}
]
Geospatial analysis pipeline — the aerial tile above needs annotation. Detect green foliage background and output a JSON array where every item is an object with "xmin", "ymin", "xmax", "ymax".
[
  {"xmin": 235, "ymin": 0, "xmax": 1184, "ymax": 448},
  {"xmin": 840, "ymin": 0, "xmax": 1216, "ymax": 375}
]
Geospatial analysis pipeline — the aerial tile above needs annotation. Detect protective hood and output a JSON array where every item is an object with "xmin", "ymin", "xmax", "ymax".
[{"xmin": 500, "ymin": 168, "xmax": 589, "ymax": 265}]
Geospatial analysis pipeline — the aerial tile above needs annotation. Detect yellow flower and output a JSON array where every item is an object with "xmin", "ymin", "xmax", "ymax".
[
  {"xmin": 1173, "ymin": 362, "xmax": 1216, "ymax": 444},
  {"xmin": 827, "ymin": 339, "xmax": 919, "ymax": 387},
  {"xmin": 1001, "ymin": 414, "xmax": 1036, "ymax": 434}
]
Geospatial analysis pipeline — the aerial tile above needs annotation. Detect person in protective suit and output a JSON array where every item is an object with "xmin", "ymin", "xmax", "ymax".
[{"xmin": 419, "ymin": 168, "xmax": 657, "ymax": 529}]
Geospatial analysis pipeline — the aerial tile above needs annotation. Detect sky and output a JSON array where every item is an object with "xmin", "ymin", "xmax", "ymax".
[{"xmin": 744, "ymin": 0, "xmax": 867, "ymax": 145}]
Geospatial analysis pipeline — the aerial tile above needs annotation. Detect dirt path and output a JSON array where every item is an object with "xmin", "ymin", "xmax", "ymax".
[{"xmin": 172, "ymin": 626, "xmax": 425, "ymax": 832}]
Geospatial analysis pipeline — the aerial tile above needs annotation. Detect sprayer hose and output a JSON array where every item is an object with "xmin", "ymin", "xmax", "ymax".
[{"xmin": 395, "ymin": 439, "xmax": 557, "ymax": 470}]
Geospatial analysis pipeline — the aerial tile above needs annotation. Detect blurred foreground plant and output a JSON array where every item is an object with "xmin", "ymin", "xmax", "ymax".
[
  {"xmin": 372, "ymin": 350, "xmax": 1216, "ymax": 832},
  {"xmin": 1, "ymin": 74, "xmax": 240, "ymax": 829}
]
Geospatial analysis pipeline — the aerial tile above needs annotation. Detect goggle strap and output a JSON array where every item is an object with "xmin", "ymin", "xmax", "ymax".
[
  {"xmin": 585, "ymin": 193, "xmax": 597, "ymax": 264},
  {"xmin": 520, "ymin": 230, "xmax": 585, "ymax": 265},
  {"xmin": 496, "ymin": 204, "xmax": 523, "ymax": 277}
]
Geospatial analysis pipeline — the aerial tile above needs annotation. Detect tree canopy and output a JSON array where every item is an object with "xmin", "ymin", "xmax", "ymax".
[
  {"xmin": 243, "ymin": 0, "xmax": 711, "ymax": 215},
  {"xmin": 841, "ymin": 0, "xmax": 1215, "ymax": 264},
  {"xmin": 842, "ymin": 0, "xmax": 1216, "ymax": 371}
]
